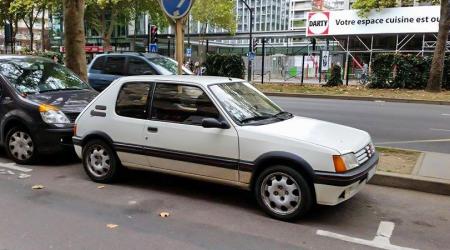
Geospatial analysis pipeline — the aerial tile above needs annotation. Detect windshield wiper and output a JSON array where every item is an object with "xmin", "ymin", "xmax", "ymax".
[
  {"xmin": 240, "ymin": 115, "xmax": 273, "ymax": 124},
  {"xmin": 38, "ymin": 87, "xmax": 85, "ymax": 93},
  {"xmin": 274, "ymin": 111, "xmax": 293, "ymax": 119}
]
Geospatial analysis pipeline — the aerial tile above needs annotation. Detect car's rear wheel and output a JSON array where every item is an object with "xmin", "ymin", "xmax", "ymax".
[
  {"xmin": 255, "ymin": 165, "xmax": 313, "ymax": 221},
  {"xmin": 82, "ymin": 139, "xmax": 121, "ymax": 183},
  {"xmin": 5, "ymin": 126, "xmax": 37, "ymax": 164}
]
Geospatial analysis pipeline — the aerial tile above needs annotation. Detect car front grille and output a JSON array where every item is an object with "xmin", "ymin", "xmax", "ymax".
[
  {"xmin": 66, "ymin": 113, "xmax": 80, "ymax": 123},
  {"xmin": 355, "ymin": 143, "xmax": 376, "ymax": 165}
]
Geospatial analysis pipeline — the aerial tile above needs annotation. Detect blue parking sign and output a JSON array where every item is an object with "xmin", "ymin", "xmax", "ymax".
[
  {"xmin": 161, "ymin": 0, "xmax": 194, "ymax": 19},
  {"xmin": 186, "ymin": 48, "xmax": 192, "ymax": 57}
]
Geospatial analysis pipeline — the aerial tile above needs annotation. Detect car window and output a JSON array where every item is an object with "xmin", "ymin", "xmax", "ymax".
[
  {"xmin": 104, "ymin": 56, "xmax": 125, "ymax": 75},
  {"xmin": 127, "ymin": 57, "xmax": 156, "ymax": 75},
  {"xmin": 151, "ymin": 83, "xmax": 220, "ymax": 125},
  {"xmin": 116, "ymin": 82, "xmax": 153, "ymax": 119},
  {"xmin": 90, "ymin": 56, "xmax": 105, "ymax": 73}
]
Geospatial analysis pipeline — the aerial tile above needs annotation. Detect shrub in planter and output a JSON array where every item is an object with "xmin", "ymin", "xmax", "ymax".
[
  {"xmin": 325, "ymin": 64, "xmax": 343, "ymax": 86},
  {"xmin": 204, "ymin": 54, "xmax": 245, "ymax": 79}
]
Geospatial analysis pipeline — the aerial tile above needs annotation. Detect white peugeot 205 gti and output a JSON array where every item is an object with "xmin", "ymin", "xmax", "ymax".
[{"xmin": 73, "ymin": 75, "xmax": 378, "ymax": 221}]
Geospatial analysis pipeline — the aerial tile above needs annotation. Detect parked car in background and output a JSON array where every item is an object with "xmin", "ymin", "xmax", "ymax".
[
  {"xmin": 87, "ymin": 53, "xmax": 193, "ymax": 91},
  {"xmin": 0, "ymin": 56, "xmax": 98, "ymax": 164},
  {"xmin": 73, "ymin": 75, "xmax": 378, "ymax": 221}
]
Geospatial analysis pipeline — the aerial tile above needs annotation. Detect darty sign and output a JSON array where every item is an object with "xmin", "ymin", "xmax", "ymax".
[{"xmin": 307, "ymin": 6, "xmax": 440, "ymax": 37}]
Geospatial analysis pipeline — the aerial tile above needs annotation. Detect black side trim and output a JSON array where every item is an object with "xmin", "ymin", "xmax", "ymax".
[
  {"xmin": 73, "ymin": 136, "xmax": 82, "ymax": 146},
  {"xmin": 95, "ymin": 105, "xmax": 107, "ymax": 110},
  {"xmin": 315, "ymin": 153, "xmax": 379, "ymax": 186},
  {"xmin": 114, "ymin": 142, "xmax": 239, "ymax": 170},
  {"xmin": 90, "ymin": 110, "xmax": 106, "ymax": 117}
]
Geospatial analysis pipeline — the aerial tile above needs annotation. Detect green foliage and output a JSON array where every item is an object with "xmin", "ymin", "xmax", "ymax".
[
  {"xmin": 325, "ymin": 64, "xmax": 343, "ymax": 86},
  {"xmin": 352, "ymin": 0, "xmax": 439, "ymax": 17},
  {"xmin": 191, "ymin": 0, "xmax": 236, "ymax": 34},
  {"xmin": 369, "ymin": 53, "xmax": 450, "ymax": 90},
  {"xmin": 204, "ymin": 54, "xmax": 245, "ymax": 79}
]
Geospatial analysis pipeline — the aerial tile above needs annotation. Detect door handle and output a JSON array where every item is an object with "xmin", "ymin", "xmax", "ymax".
[{"xmin": 147, "ymin": 127, "xmax": 158, "ymax": 133}]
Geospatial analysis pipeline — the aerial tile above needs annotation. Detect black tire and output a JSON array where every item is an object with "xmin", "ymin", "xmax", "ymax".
[
  {"xmin": 5, "ymin": 126, "xmax": 38, "ymax": 164},
  {"xmin": 82, "ymin": 139, "xmax": 122, "ymax": 183},
  {"xmin": 254, "ymin": 165, "xmax": 313, "ymax": 221}
]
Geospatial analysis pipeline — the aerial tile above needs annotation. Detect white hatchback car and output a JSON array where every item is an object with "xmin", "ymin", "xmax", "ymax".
[{"xmin": 73, "ymin": 75, "xmax": 378, "ymax": 220}]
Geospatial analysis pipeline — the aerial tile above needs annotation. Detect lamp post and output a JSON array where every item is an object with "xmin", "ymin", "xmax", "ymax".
[{"xmin": 241, "ymin": 0, "xmax": 253, "ymax": 82}]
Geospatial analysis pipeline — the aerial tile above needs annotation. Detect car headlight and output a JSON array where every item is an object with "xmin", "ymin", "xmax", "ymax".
[
  {"xmin": 39, "ymin": 104, "xmax": 70, "ymax": 124},
  {"xmin": 333, "ymin": 153, "xmax": 359, "ymax": 172}
]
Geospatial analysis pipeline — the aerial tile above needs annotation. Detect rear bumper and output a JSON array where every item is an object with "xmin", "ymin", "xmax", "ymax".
[{"xmin": 314, "ymin": 153, "xmax": 379, "ymax": 205}]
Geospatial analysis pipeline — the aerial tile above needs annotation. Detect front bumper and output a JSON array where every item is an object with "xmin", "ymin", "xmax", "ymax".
[
  {"xmin": 34, "ymin": 127, "xmax": 75, "ymax": 154},
  {"xmin": 314, "ymin": 152, "xmax": 379, "ymax": 205}
]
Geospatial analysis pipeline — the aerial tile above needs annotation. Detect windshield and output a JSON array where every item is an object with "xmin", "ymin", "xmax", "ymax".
[
  {"xmin": 210, "ymin": 81, "xmax": 288, "ymax": 125},
  {"xmin": 147, "ymin": 56, "xmax": 193, "ymax": 75},
  {"xmin": 0, "ymin": 59, "xmax": 90, "ymax": 94}
]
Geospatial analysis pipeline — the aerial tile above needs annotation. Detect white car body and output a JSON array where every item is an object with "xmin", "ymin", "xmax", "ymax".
[{"xmin": 73, "ymin": 76, "xmax": 378, "ymax": 206}]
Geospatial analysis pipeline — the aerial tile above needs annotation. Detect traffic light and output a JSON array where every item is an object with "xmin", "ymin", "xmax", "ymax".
[
  {"xmin": 311, "ymin": 38, "xmax": 317, "ymax": 51},
  {"xmin": 150, "ymin": 25, "xmax": 158, "ymax": 44},
  {"xmin": 252, "ymin": 39, "xmax": 258, "ymax": 52},
  {"xmin": 4, "ymin": 22, "xmax": 13, "ymax": 44}
]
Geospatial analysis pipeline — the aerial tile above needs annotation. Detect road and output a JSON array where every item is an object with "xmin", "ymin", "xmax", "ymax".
[
  {"xmin": 0, "ymin": 154, "xmax": 449, "ymax": 250},
  {"xmin": 270, "ymin": 96, "xmax": 450, "ymax": 153}
]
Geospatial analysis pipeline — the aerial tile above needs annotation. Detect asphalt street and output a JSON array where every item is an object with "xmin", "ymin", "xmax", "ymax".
[
  {"xmin": 270, "ymin": 96, "xmax": 450, "ymax": 153},
  {"xmin": 0, "ymin": 154, "xmax": 450, "ymax": 250}
]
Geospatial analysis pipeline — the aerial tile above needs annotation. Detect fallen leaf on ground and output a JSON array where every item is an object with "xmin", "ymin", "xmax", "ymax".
[
  {"xmin": 32, "ymin": 185, "xmax": 45, "ymax": 190},
  {"xmin": 97, "ymin": 185, "xmax": 105, "ymax": 189},
  {"xmin": 159, "ymin": 212, "xmax": 170, "ymax": 218},
  {"xmin": 106, "ymin": 224, "xmax": 118, "ymax": 229}
]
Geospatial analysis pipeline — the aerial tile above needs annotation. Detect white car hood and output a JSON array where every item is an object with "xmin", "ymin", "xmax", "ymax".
[{"xmin": 250, "ymin": 116, "xmax": 371, "ymax": 154}]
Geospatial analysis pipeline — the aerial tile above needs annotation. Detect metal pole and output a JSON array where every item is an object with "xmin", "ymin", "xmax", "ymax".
[
  {"xmin": 318, "ymin": 50, "xmax": 323, "ymax": 83},
  {"xmin": 167, "ymin": 37, "xmax": 171, "ymax": 57},
  {"xmin": 369, "ymin": 35, "xmax": 374, "ymax": 75},
  {"xmin": 301, "ymin": 54, "xmax": 305, "ymax": 84},
  {"xmin": 344, "ymin": 36, "xmax": 350, "ymax": 85},
  {"xmin": 188, "ymin": 15, "xmax": 191, "ymax": 48},
  {"xmin": 261, "ymin": 38, "xmax": 265, "ymax": 84},
  {"xmin": 241, "ymin": 0, "xmax": 253, "ymax": 82}
]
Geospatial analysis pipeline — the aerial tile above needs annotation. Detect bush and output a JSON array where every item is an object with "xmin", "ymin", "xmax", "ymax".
[
  {"xmin": 369, "ymin": 53, "xmax": 450, "ymax": 90},
  {"xmin": 325, "ymin": 64, "xmax": 343, "ymax": 86},
  {"xmin": 204, "ymin": 54, "xmax": 245, "ymax": 79}
]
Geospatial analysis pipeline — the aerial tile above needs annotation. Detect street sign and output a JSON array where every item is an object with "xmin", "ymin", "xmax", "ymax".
[
  {"xmin": 248, "ymin": 52, "xmax": 256, "ymax": 61},
  {"xmin": 186, "ymin": 48, "xmax": 192, "ymax": 57},
  {"xmin": 160, "ymin": 0, "xmax": 194, "ymax": 20},
  {"xmin": 149, "ymin": 43, "xmax": 158, "ymax": 53},
  {"xmin": 321, "ymin": 51, "xmax": 330, "ymax": 70}
]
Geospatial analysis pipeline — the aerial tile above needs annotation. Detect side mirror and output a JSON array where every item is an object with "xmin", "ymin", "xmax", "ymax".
[{"xmin": 201, "ymin": 118, "xmax": 230, "ymax": 129}]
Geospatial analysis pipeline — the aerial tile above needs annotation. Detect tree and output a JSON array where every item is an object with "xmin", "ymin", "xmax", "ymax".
[
  {"xmin": 427, "ymin": 0, "xmax": 449, "ymax": 92},
  {"xmin": 9, "ymin": 0, "xmax": 44, "ymax": 51},
  {"xmin": 63, "ymin": 0, "xmax": 88, "ymax": 81},
  {"xmin": 353, "ymin": 0, "xmax": 444, "ymax": 92},
  {"xmin": 191, "ymin": 0, "xmax": 236, "ymax": 61},
  {"xmin": 1, "ymin": 0, "xmax": 21, "ymax": 53}
]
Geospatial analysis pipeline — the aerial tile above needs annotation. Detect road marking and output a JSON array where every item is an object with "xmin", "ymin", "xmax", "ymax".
[
  {"xmin": 317, "ymin": 221, "xmax": 418, "ymax": 250},
  {"xmin": 430, "ymin": 128, "xmax": 450, "ymax": 132},
  {"xmin": 0, "ymin": 162, "xmax": 32, "ymax": 173},
  {"xmin": 377, "ymin": 138, "xmax": 450, "ymax": 145},
  {"xmin": 441, "ymin": 114, "xmax": 450, "ymax": 116}
]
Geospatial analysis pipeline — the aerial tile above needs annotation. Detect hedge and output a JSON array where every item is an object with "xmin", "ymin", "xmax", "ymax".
[
  {"xmin": 204, "ymin": 54, "xmax": 245, "ymax": 79},
  {"xmin": 369, "ymin": 53, "xmax": 450, "ymax": 90}
]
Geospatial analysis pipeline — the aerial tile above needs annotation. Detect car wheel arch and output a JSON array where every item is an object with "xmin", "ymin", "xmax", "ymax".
[
  {"xmin": 249, "ymin": 152, "xmax": 317, "ymax": 199},
  {"xmin": 80, "ymin": 131, "xmax": 114, "ymax": 147},
  {"xmin": 1, "ymin": 116, "xmax": 32, "ymax": 144}
]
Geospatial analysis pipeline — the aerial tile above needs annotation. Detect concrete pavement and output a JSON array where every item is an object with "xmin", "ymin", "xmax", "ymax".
[{"xmin": 1, "ymin": 155, "xmax": 450, "ymax": 250}]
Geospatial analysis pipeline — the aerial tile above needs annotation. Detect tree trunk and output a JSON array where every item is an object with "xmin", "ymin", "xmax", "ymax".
[
  {"xmin": 102, "ymin": 9, "xmax": 117, "ymax": 52},
  {"xmin": 426, "ymin": 0, "xmax": 450, "ymax": 92},
  {"xmin": 63, "ymin": 0, "xmax": 87, "ymax": 82},
  {"xmin": 29, "ymin": 13, "xmax": 34, "ymax": 51},
  {"xmin": 41, "ymin": 8, "xmax": 45, "ymax": 51}
]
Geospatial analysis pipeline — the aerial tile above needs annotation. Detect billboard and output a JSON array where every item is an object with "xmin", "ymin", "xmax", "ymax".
[{"xmin": 307, "ymin": 6, "xmax": 440, "ymax": 37}]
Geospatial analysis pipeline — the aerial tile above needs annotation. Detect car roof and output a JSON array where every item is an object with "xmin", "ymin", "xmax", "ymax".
[
  {"xmin": 117, "ymin": 75, "xmax": 246, "ymax": 86},
  {"xmin": 94, "ymin": 52, "xmax": 164, "ymax": 59},
  {"xmin": 0, "ymin": 55, "xmax": 53, "ymax": 63}
]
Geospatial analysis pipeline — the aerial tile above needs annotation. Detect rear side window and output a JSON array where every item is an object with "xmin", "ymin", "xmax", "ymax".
[
  {"xmin": 90, "ymin": 57, "xmax": 105, "ymax": 73},
  {"xmin": 116, "ymin": 82, "xmax": 153, "ymax": 119},
  {"xmin": 104, "ymin": 56, "xmax": 125, "ymax": 75},
  {"xmin": 151, "ymin": 83, "xmax": 220, "ymax": 125},
  {"xmin": 127, "ymin": 57, "xmax": 156, "ymax": 75}
]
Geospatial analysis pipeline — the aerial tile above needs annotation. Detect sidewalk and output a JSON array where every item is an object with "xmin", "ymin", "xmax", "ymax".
[{"xmin": 370, "ymin": 152, "xmax": 450, "ymax": 195}]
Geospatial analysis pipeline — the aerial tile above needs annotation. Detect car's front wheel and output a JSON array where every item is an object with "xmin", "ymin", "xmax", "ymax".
[
  {"xmin": 255, "ymin": 165, "xmax": 313, "ymax": 221},
  {"xmin": 82, "ymin": 139, "xmax": 121, "ymax": 183},
  {"xmin": 5, "ymin": 126, "xmax": 37, "ymax": 164}
]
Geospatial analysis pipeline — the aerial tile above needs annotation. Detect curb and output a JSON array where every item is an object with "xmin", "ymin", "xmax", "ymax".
[
  {"xmin": 369, "ymin": 171, "xmax": 450, "ymax": 196},
  {"xmin": 264, "ymin": 92, "xmax": 450, "ymax": 106}
]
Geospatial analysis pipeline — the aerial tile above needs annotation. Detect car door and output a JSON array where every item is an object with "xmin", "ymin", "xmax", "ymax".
[
  {"xmin": 143, "ymin": 82, "xmax": 239, "ymax": 182},
  {"xmin": 111, "ymin": 81, "xmax": 153, "ymax": 167}
]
